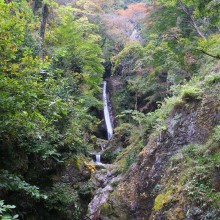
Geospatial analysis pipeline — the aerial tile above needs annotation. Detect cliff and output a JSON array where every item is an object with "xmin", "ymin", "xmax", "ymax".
[{"xmin": 97, "ymin": 69, "xmax": 220, "ymax": 219}]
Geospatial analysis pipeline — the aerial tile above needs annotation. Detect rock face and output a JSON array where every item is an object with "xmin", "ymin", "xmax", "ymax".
[
  {"xmin": 99, "ymin": 93, "xmax": 220, "ymax": 219},
  {"xmin": 87, "ymin": 164, "xmax": 122, "ymax": 219}
]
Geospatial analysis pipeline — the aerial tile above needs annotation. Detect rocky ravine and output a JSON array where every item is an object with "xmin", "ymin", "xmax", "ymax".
[
  {"xmin": 87, "ymin": 164, "xmax": 122, "ymax": 219},
  {"xmin": 97, "ymin": 90, "xmax": 220, "ymax": 219}
]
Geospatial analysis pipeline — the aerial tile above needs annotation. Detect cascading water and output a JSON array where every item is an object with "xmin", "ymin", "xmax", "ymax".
[
  {"xmin": 96, "ymin": 154, "xmax": 101, "ymax": 163},
  {"xmin": 94, "ymin": 81, "xmax": 113, "ymax": 164},
  {"xmin": 103, "ymin": 81, "xmax": 113, "ymax": 140},
  {"xmin": 87, "ymin": 81, "xmax": 115, "ymax": 219}
]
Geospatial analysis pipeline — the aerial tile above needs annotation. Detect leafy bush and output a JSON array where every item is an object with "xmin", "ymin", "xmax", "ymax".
[
  {"xmin": 46, "ymin": 183, "xmax": 81, "ymax": 219},
  {"xmin": 0, "ymin": 201, "xmax": 18, "ymax": 220},
  {"xmin": 213, "ymin": 125, "xmax": 220, "ymax": 143},
  {"xmin": 0, "ymin": 170, "xmax": 47, "ymax": 200},
  {"xmin": 125, "ymin": 151, "xmax": 137, "ymax": 170},
  {"xmin": 179, "ymin": 143, "xmax": 220, "ymax": 208},
  {"xmin": 0, "ymin": 1, "xmax": 105, "ymax": 218},
  {"xmin": 78, "ymin": 182, "xmax": 93, "ymax": 200},
  {"xmin": 205, "ymin": 73, "xmax": 220, "ymax": 85},
  {"xmin": 102, "ymin": 150, "xmax": 118, "ymax": 163},
  {"xmin": 111, "ymin": 42, "xmax": 143, "ymax": 75},
  {"xmin": 173, "ymin": 84, "xmax": 202, "ymax": 101}
]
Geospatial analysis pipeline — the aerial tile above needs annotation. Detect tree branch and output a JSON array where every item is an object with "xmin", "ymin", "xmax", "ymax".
[
  {"xmin": 197, "ymin": 49, "xmax": 220, "ymax": 59},
  {"xmin": 100, "ymin": 37, "xmax": 106, "ymax": 48},
  {"xmin": 178, "ymin": 0, "xmax": 206, "ymax": 39}
]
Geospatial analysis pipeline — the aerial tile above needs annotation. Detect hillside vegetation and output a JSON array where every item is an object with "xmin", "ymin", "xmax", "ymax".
[{"xmin": 0, "ymin": 0, "xmax": 219, "ymax": 219}]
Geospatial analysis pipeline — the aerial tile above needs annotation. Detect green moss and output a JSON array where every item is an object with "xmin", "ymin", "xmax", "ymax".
[
  {"xmin": 101, "ymin": 203, "xmax": 113, "ymax": 216},
  {"xmin": 213, "ymin": 125, "xmax": 220, "ymax": 143},
  {"xmin": 74, "ymin": 157, "xmax": 82, "ymax": 170},
  {"xmin": 205, "ymin": 73, "xmax": 220, "ymax": 85},
  {"xmin": 64, "ymin": 155, "xmax": 83, "ymax": 171},
  {"xmin": 154, "ymin": 189, "xmax": 173, "ymax": 211}
]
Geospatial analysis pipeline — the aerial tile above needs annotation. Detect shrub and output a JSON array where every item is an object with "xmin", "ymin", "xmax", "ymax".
[
  {"xmin": 102, "ymin": 150, "xmax": 118, "ymax": 164},
  {"xmin": 205, "ymin": 73, "xmax": 220, "ymax": 85},
  {"xmin": 180, "ymin": 144, "xmax": 220, "ymax": 208},
  {"xmin": 46, "ymin": 183, "xmax": 81, "ymax": 219},
  {"xmin": 125, "ymin": 151, "xmax": 137, "ymax": 170},
  {"xmin": 180, "ymin": 84, "xmax": 202, "ymax": 101},
  {"xmin": 78, "ymin": 182, "xmax": 93, "ymax": 200},
  {"xmin": 0, "ymin": 200, "xmax": 18, "ymax": 220},
  {"xmin": 213, "ymin": 125, "xmax": 220, "ymax": 143}
]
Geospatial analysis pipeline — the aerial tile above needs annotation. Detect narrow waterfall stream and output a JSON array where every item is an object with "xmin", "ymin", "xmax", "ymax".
[
  {"xmin": 87, "ymin": 80, "xmax": 118, "ymax": 220},
  {"xmin": 103, "ymin": 81, "xmax": 113, "ymax": 140},
  {"xmin": 95, "ymin": 81, "xmax": 113, "ymax": 163},
  {"xmin": 95, "ymin": 154, "xmax": 101, "ymax": 163}
]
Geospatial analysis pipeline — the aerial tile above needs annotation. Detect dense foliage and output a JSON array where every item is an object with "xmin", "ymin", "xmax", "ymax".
[
  {"xmin": 0, "ymin": 0, "xmax": 104, "ymax": 218},
  {"xmin": 0, "ymin": 0, "xmax": 219, "ymax": 219},
  {"xmin": 110, "ymin": 0, "xmax": 220, "ymax": 114},
  {"xmin": 108, "ymin": 0, "xmax": 220, "ymax": 218}
]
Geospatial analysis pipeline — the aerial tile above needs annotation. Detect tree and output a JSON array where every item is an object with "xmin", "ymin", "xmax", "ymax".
[
  {"xmin": 40, "ymin": 3, "xmax": 50, "ymax": 56},
  {"xmin": 0, "ymin": 1, "xmax": 104, "ymax": 218},
  {"xmin": 158, "ymin": 0, "xmax": 220, "ymax": 38}
]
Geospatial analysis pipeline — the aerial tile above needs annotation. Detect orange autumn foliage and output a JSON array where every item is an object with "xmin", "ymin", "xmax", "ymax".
[
  {"xmin": 117, "ymin": 3, "xmax": 148, "ymax": 17},
  {"xmin": 102, "ymin": 3, "xmax": 153, "ymax": 46}
]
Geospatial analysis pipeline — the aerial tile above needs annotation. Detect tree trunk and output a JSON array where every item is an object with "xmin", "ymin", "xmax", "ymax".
[
  {"xmin": 39, "ymin": 3, "xmax": 49, "ymax": 58},
  {"xmin": 40, "ymin": 4, "xmax": 49, "ymax": 43}
]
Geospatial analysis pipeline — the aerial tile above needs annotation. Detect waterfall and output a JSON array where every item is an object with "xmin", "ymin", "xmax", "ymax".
[
  {"xmin": 96, "ymin": 154, "xmax": 101, "ymax": 163},
  {"xmin": 103, "ymin": 81, "xmax": 113, "ymax": 140}
]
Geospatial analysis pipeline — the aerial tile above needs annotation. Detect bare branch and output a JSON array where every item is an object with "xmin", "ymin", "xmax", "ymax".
[
  {"xmin": 196, "ymin": 49, "xmax": 220, "ymax": 59},
  {"xmin": 178, "ymin": 0, "xmax": 206, "ymax": 39}
]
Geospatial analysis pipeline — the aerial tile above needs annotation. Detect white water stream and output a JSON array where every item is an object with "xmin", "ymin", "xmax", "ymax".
[
  {"xmin": 95, "ymin": 81, "xmax": 113, "ymax": 164},
  {"xmin": 103, "ymin": 81, "xmax": 113, "ymax": 140},
  {"xmin": 95, "ymin": 154, "xmax": 101, "ymax": 163},
  {"xmin": 87, "ymin": 81, "xmax": 116, "ymax": 219}
]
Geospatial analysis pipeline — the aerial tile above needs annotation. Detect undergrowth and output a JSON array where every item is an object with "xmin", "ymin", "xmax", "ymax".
[{"xmin": 152, "ymin": 124, "xmax": 220, "ymax": 219}]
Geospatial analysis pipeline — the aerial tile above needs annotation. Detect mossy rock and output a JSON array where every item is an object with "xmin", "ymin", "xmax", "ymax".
[
  {"xmin": 154, "ymin": 190, "xmax": 173, "ymax": 211},
  {"xmin": 64, "ymin": 155, "xmax": 82, "ymax": 170},
  {"xmin": 101, "ymin": 203, "xmax": 114, "ymax": 216},
  {"xmin": 100, "ymin": 202, "xmax": 128, "ymax": 220}
]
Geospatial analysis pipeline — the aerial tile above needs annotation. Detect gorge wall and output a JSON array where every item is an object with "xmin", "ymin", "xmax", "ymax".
[{"xmin": 96, "ymin": 75, "xmax": 220, "ymax": 220}]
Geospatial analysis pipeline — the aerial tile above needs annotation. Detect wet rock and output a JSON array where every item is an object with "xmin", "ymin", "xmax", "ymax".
[
  {"xmin": 87, "ymin": 165, "xmax": 122, "ymax": 220},
  {"xmin": 95, "ymin": 163, "xmax": 107, "ymax": 170},
  {"xmin": 88, "ymin": 184, "xmax": 114, "ymax": 219}
]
